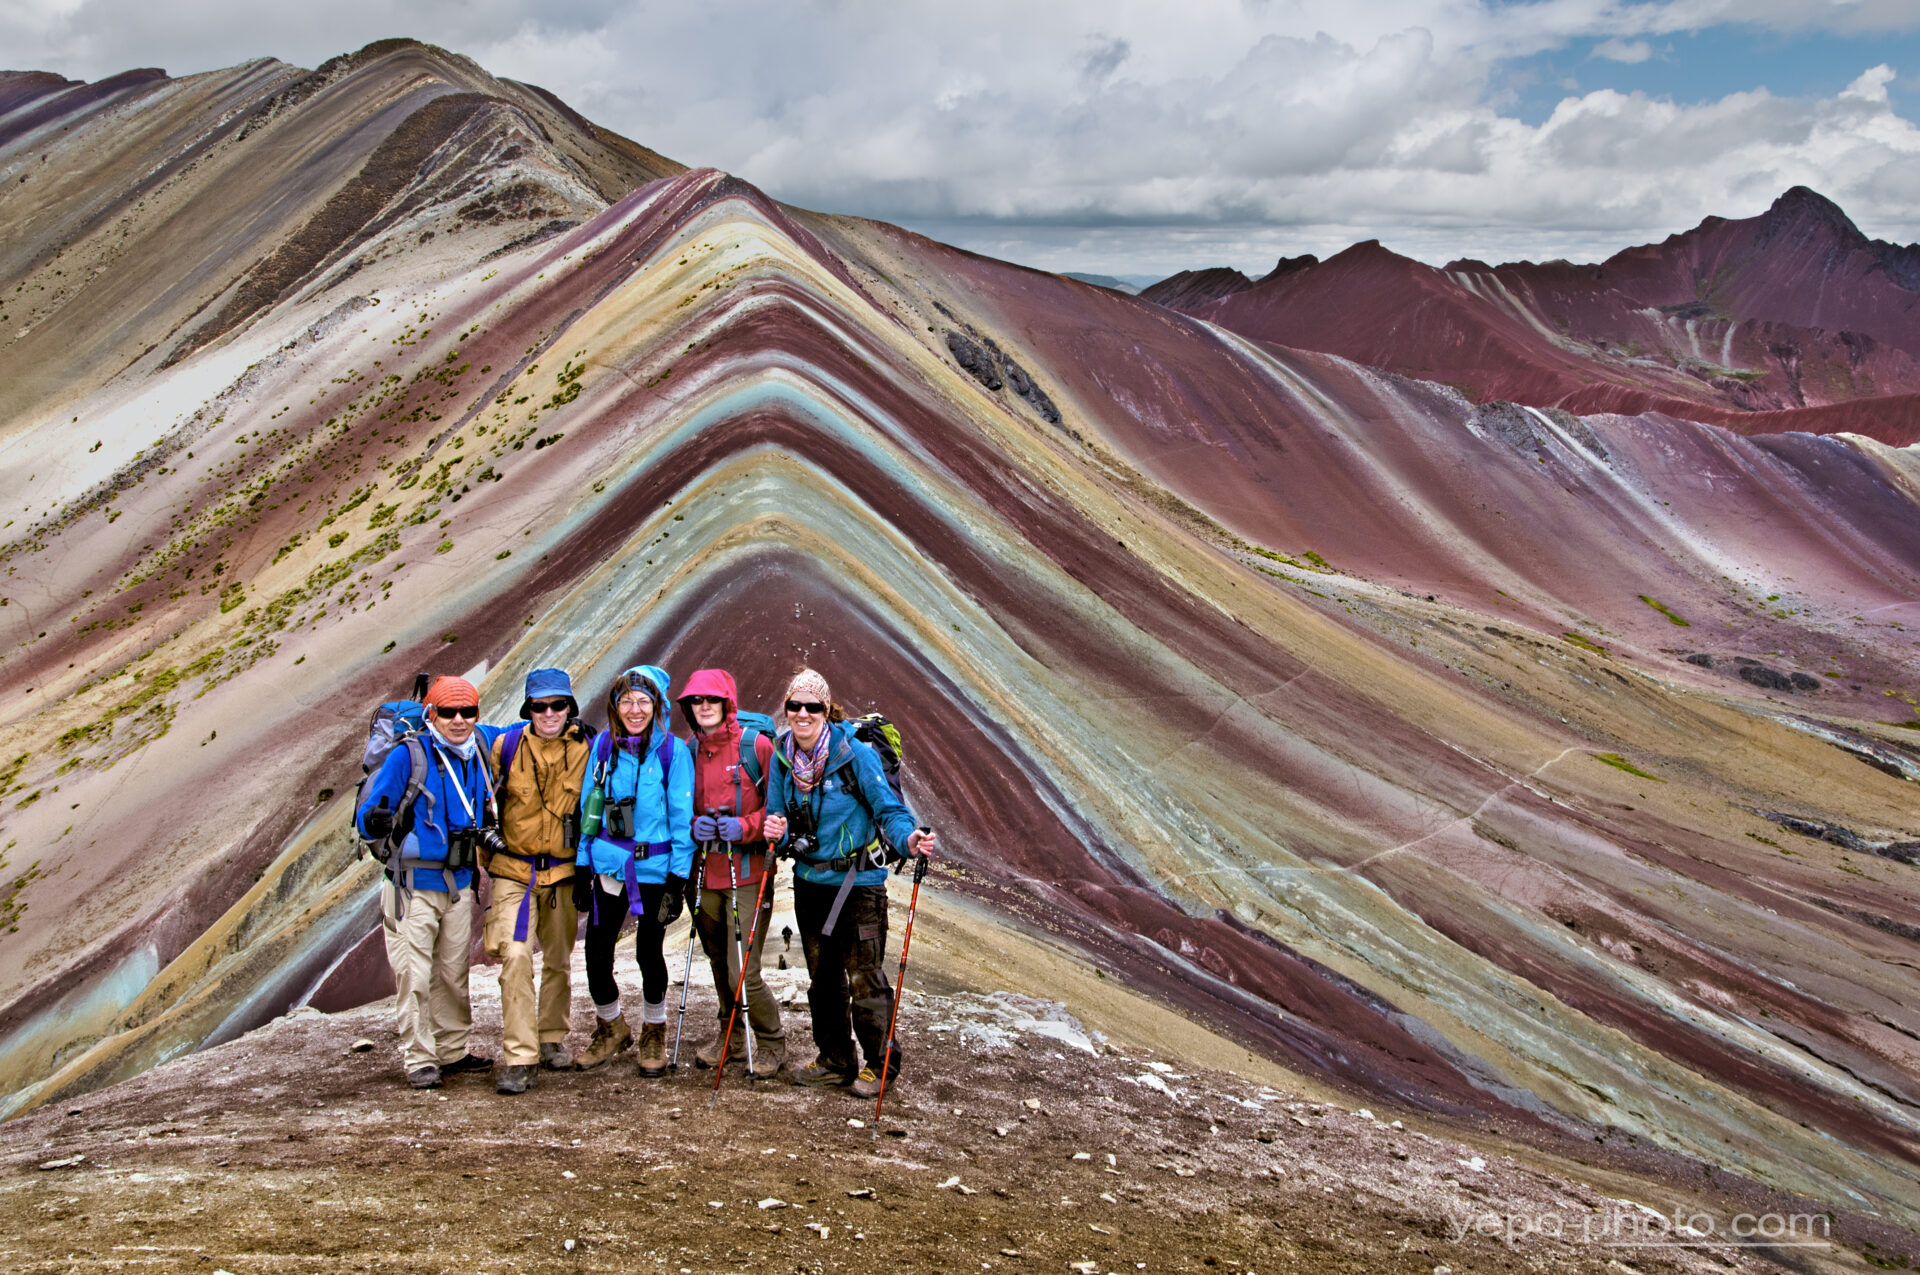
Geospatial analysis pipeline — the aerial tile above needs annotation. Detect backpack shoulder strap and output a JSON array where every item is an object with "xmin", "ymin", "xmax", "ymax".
[
  {"xmin": 653, "ymin": 733, "xmax": 676, "ymax": 796},
  {"xmin": 391, "ymin": 734, "xmax": 433, "ymax": 848},
  {"xmin": 498, "ymin": 723, "xmax": 528, "ymax": 780},
  {"xmin": 590, "ymin": 730, "xmax": 613, "ymax": 786},
  {"xmin": 737, "ymin": 723, "xmax": 764, "ymax": 788}
]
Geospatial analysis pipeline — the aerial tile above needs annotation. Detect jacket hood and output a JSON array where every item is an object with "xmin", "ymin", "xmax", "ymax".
[
  {"xmin": 607, "ymin": 664, "xmax": 671, "ymax": 743},
  {"xmin": 677, "ymin": 667, "xmax": 739, "ymax": 731}
]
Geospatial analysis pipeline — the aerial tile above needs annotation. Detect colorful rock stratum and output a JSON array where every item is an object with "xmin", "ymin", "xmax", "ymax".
[{"xmin": 2, "ymin": 38, "xmax": 1918, "ymax": 1257}]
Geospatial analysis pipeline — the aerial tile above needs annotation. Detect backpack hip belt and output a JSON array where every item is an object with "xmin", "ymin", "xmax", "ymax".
[
  {"xmin": 819, "ymin": 838, "xmax": 884, "ymax": 939},
  {"xmin": 496, "ymin": 848, "xmax": 571, "ymax": 943},
  {"xmin": 623, "ymin": 841, "xmax": 674, "ymax": 916}
]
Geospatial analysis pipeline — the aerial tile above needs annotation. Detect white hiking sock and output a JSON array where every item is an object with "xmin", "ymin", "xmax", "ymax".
[
  {"xmin": 594, "ymin": 1000, "xmax": 623, "ymax": 1022},
  {"xmin": 641, "ymin": 997, "xmax": 668, "ymax": 1025}
]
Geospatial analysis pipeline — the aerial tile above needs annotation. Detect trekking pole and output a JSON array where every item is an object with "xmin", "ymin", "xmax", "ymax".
[
  {"xmin": 670, "ymin": 842, "xmax": 711, "ymax": 1072},
  {"xmin": 873, "ymin": 830, "xmax": 932, "ymax": 1128},
  {"xmin": 711, "ymin": 851, "xmax": 774, "ymax": 1105}
]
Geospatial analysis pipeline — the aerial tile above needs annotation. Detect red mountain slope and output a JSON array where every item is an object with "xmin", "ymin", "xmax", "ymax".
[{"xmin": 1168, "ymin": 189, "xmax": 1920, "ymax": 444}]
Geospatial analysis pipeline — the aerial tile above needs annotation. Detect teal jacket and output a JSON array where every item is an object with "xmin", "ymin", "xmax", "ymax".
[
  {"xmin": 764, "ymin": 721, "xmax": 917, "ymax": 887},
  {"xmin": 574, "ymin": 727, "xmax": 696, "ymax": 885}
]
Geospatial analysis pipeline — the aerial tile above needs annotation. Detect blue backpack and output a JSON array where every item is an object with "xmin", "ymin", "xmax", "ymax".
[{"xmin": 357, "ymin": 682, "xmax": 431, "ymax": 860}]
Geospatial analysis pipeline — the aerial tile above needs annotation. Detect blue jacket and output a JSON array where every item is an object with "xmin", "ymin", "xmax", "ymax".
[
  {"xmin": 355, "ymin": 728, "xmax": 492, "ymax": 892},
  {"xmin": 575, "ymin": 728, "xmax": 695, "ymax": 885},
  {"xmin": 765, "ymin": 721, "xmax": 916, "ymax": 887}
]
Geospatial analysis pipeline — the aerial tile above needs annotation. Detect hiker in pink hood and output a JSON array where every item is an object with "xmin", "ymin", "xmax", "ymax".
[{"xmin": 676, "ymin": 668, "xmax": 786, "ymax": 1077}]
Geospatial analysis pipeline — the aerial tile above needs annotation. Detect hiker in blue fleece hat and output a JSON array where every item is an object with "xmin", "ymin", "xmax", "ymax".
[{"xmin": 571, "ymin": 665, "xmax": 695, "ymax": 1076}]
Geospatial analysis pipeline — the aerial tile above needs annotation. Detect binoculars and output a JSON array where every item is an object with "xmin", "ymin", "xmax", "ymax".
[
  {"xmin": 602, "ymin": 796, "xmax": 638, "ymax": 841},
  {"xmin": 446, "ymin": 824, "xmax": 507, "ymax": 870}
]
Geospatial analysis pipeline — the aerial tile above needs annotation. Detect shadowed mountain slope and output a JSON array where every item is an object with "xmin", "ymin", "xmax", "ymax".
[
  {"xmin": 1161, "ymin": 190, "xmax": 1920, "ymax": 444},
  {"xmin": 1, "ymin": 42, "xmax": 1918, "ymax": 1245}
]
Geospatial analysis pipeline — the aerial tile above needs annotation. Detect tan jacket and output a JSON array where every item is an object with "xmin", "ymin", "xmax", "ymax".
[{"xmin": 486, "ymin": 727, "xmax": 592, "ymax": 886}]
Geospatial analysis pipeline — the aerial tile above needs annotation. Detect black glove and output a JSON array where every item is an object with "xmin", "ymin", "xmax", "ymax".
[
  {"xmin": 572, "ymin": 873, "xmax": 594, "ymax": 913},
  {"xmin": 362, "ymin": 798, "xmax": 394, "ymax": 842},
  {"xmin": 657, "ymin": 876, "xmax": 688, "ymax": 925}
]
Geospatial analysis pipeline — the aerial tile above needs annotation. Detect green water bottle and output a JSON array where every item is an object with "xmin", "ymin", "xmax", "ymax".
[{"xmin": 580, "ymin": 784, "xmax": 605, "ymax": 838}]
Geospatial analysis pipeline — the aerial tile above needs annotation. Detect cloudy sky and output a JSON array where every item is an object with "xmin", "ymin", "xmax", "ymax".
[{"xmin": 7, "ymin": 0, "xmax": 1920, "ymax": 278}]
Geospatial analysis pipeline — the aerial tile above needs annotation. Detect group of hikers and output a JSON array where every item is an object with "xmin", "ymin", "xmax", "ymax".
[{"xmin": 353, "ymin": 663, "xmax": 936, "ymax": 1100}]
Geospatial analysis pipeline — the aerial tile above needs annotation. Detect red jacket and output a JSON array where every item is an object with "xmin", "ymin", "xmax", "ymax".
[{"xmin": 677, "ymin": 668, "xmax": 775, "ymax": 889}]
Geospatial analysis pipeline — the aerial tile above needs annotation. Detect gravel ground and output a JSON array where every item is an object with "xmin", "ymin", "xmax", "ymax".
[{"xmin": 0, "ymin": 910, "xmax": 1876, "ymax": 1274}]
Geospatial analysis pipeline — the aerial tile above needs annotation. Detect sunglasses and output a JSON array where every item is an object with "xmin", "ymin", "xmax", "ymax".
[
  {"xmin": 785, "ymin": 700, "xmax": 826, "ymax": 715},
  {"xmin": 686, "ymin": 695, "xmax": 726, "ymax": 707},
  {"xmin": 527, "ymin": 698, "xmax": 571, "ymax": 714},
  {"xmin": 434, "ymin": 705, "xmax": 480, "ymax": 720}
]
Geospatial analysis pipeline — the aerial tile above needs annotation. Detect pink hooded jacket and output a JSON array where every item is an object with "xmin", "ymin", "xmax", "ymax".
[{"xmin": 676, "ymin": 667, "xmax": 776, "ymax": 889}]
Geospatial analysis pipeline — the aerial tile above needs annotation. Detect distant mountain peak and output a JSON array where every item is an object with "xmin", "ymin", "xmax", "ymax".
[{"xmin": 1760, "ymin": 185, "xmax": 1864, "ymax": 245}]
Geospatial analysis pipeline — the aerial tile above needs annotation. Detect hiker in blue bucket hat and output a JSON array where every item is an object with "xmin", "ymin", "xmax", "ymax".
[{"xmin": 480, "ymin": 667, "xmax": 593, "ymax": 1095}]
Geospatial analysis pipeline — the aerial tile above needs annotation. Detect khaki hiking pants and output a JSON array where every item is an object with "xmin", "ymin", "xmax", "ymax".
[
  {"xmin": 693, "ymin": 880, "xmax": 782, "ymax": 1043},
  {"xmin": 381, "ymin": 878, "xmax": 473, "ymax": 1072},
  {"xmin": 482, "ymin": 876, "xmax": 579, "ymax": 1066}
]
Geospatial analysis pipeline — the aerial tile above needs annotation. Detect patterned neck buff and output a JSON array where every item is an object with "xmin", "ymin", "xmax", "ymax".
[{"xmin": 785, "ymin": 726, "xmax": 833, "ymax": 792}]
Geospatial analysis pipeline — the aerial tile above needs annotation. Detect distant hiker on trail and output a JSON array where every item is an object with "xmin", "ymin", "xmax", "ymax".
[
  {"xmin": 355, "ymin": 676, "xmax": 497, "ymax": 1090},
  {"xmin": 573, "ymin": 665, "xmax": 695, "ymax": 1077},
  {"xmin": 676, "ymin": 668, "xmax": 785, "ymax": 1079},
  {"xmin": 762, "ymin": 668, "xmax": 935, "ymax": 1097},
  {"xmin": 480, "ymin": 668, "xmax": 593, "ymax": 1096}
]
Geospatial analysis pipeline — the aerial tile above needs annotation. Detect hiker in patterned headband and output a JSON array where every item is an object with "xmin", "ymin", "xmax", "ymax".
[
  {"xmin": 785, "ymin": 669, "xmax": 832, "ymax": 714},
  {"xmin": 761, "ymin": 667, "xmax": 936, "ymax": 1098}
]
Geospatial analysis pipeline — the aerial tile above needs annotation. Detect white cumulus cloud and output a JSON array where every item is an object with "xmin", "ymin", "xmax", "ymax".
[{"xmin": 2, "ymin": 0, "xmax": 1918, "ymax": 274}]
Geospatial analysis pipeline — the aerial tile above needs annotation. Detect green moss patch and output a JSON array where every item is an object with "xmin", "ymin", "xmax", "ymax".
[
  {"xmin": 1563, "ymin": 632, "xmax": 1610, "ymax": 657},
  {"xmin": 1594, "ymin": 752, "xmax": 1663, "ymax": 782},
  {"xmin": 1638, "ymin": 595, "xmax": 1689, "ymax": 626}
]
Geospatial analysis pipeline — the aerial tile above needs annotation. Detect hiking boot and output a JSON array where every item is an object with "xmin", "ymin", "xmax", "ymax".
[
  {"xmin": 792, "ymin": 1055, "xmax": 855, "ymax": 1088},
  {"xmin": 635, "ymin": 1021, "xmax": 668, "ymax": 1078},
  {"xmin": 575, "ymin": 1016, "xmax": 632, "ymax": 1070},
  {"xmin": 694, "ymin": 1025, "xmax": 747, "ymax": 1070},
  {"xmin": 407, "ymin": 1065, "xmax": 442, "ymax": 1090},
  {"xmin": 441, "ymin": 1052, "xmax": 493, "ymax": 1076},
  {"xmin": 750, "ymin": 1034, "xmax": 786, "ymax": 1080},
  {"xmin": 539, "ymin": 1041, "xmax": 573, "ymax": 1070},
  {"xmin": 496, "ymin": 1064, "xmax": 536, "ymax": 1095},
  {"xmin": 849, "ymin": 1066, "xmax": 883, "ymax": 1099}
]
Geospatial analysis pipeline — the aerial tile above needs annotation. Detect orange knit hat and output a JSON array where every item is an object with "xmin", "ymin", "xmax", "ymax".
[{"xmin": 424, "ymin": 676, "xmax": 479, "ymax": 710}]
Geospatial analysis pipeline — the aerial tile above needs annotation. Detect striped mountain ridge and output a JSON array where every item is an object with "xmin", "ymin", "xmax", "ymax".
[{"xmin": 0, "ymin": 41, "xmax": 1917, "ymax": 1236}]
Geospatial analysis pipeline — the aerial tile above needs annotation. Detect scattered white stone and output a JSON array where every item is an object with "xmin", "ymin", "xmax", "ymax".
[
  {"xmin": 805, "ymin": 1222, "xmax": 830, "ymax": 1239},
  {"xmin": 1391, "ymin": 1120, "xmax": 1403, "ymax": 1129},
  {"xmin": 994, "ymin": 1126, "xmax": 1010, "ymax": 1137},
  {"xmin": 758, "ymin": 1198, "xmax": 787, "ymax": 1210},
  {"xmin": 561, "ymin": 1170, "xmax": 576, "ymax": 1179},
  {"xmin": 1105, "ymin": 1153, "xmax": 1116, "ymax": 1167},
  {"xmin": 1090, "ymin": 1224, "xmax": 1112, "ymax": 1235},
  {"xmin": 36, "ymin": 1155, "xmax": 84, "ymax": 1170},
  {"xmin": 1022, "ymin": 1098, "xmax": 1041, "ymax": 1110},
  {"xmin": 563, "ymin": 1239, "xmax": 576, "ymax": 1252},
  {"xmin": 847, "ymin": 1187, "xmax": 874, "ymax": 1199},
  {"xmin": 707, "ymin": 1200, "xmax": 723, "ymax": 1208},
  {"xmin": 1072, "ymin": 1151, "xmax": 1091, "ymax": 1161},
  {"xmin": 1355, "ymin": 1109, "xmax": 1374, "ymax": 1121},
  {"xmin": 349, "ymin": 1039, "xmax": 375, "ymax": 1053},
  {"xmin": 1458, "ymin": 1157, "xmax": 1486, "ymax": 1172},
  {"xmin": 1100, "ymin": 1192, "xmax": 1118, "ymax": 1204},
  {"xmin": 1071, "ymin": 1263, "xmax": 1099, "ymax": 1275},
  {"xmin": 847, "ymin": 1118, "xmax": 865, "ymax": 1128}
]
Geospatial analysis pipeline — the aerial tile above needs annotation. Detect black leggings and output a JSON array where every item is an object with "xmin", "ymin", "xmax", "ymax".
[{"xmin": 583, "ymin": 881, "xmax": 670, "ymax": 1008}]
